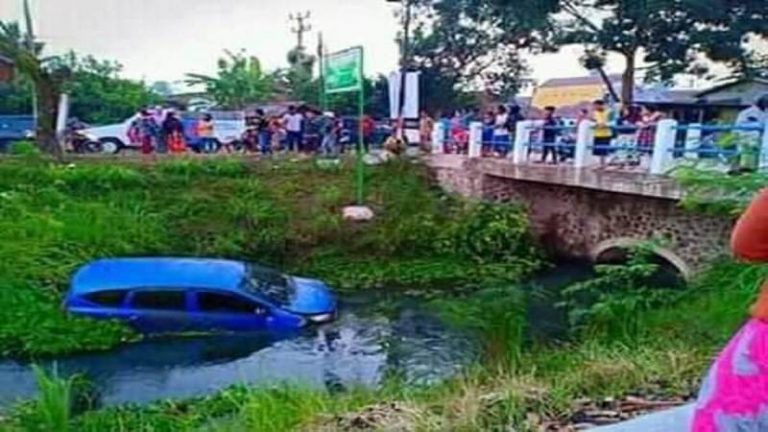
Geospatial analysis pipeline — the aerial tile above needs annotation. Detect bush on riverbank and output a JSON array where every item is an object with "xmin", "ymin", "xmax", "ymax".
[{"xmin": 0, "ymin": 157, "xmax": 539, "ymax": 357}]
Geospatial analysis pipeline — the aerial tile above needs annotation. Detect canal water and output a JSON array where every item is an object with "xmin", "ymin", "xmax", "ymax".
[{"xmin": 0, "ymin": 262, "xmax": 598, "ymax": 410}]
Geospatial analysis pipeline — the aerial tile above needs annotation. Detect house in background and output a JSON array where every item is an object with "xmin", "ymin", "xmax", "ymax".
[
  {"xmin": 0, "ymin": 55, "xmax": 15, "ymax": 83},
  {"xmin": 636, "ymin": 78, "xmax": 768, "ymax": 123},
  {"xmin": 530, "ymin": 74, "xmax": 768, "ymax": 122}
]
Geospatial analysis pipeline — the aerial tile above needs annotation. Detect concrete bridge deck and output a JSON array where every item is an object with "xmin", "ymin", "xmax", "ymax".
[{"xmin": 427, "ymin": 154, "xmax": 685, "ymax": 200}]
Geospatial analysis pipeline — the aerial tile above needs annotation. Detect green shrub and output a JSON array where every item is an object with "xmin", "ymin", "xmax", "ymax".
[
  {"xmin": 557, "ymin": 246, "xmax": 680, "ymax": 341},
  {"xmin": 8, "ymin": 140, "xmax": 41, "ymax": 156}
]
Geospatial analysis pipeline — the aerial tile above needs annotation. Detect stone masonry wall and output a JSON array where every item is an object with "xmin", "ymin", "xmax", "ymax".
[{"xmin": 429, "ymin": 164, "xmax": 734, "ymax": 275}]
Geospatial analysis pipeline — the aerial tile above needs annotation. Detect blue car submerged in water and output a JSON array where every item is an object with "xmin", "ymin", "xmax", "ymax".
[{"xmin": 65, "ymin": 258, "xmax": 337, "ymax": 333}]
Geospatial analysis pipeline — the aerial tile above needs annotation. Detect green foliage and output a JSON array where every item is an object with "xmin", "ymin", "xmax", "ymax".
[
  {"xmin": 453, "ymin": 202, "xmax": 537, "ymax": 263},
  {"xmin": 0, "ymin": 158, "xmax": 540, "ymax": 357},
  {"xmin": 186, "ymin": 51, "xmax": 273, "ymax": 110},
  {"xmin": 0, "ymin": 282, "xmax": 134, "ymax": 357},
  {"xmin": 8, "ymin": 140, "xmax": 40, "ymax": 156},
  {"xmin": 408, "ymin": 0, "xmax": 539, "ymax": 108},
  {"xmin": 49, "ymin": 51, "xmax": 160, "ymax": 124},
  {"xmin": 433, "ymin": 285, "xmax": 528, "ymax": 369},
  {"xmin": 558, "ymin": 246, "xmax": 678, "ymax": 341},
  {"xmin": 675, "ymin": 167, "xmax": 767, "ymax": 216},
  {"xmin": 13, "ymin": 366, "xmax": 74, "ymax": 432}
]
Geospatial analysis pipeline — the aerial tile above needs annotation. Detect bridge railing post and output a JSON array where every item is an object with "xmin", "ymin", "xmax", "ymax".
[
  {"xmin": 513, "ymin": 120, "xmax": 532, "ymax": 164},
  {"xmin": 685, "ymin": 123, "xmax": 702, "ymax": 161},
  {"xmin": 431, "ymin": 121, "xmax": 445, "ymax": 155},
  {"xmin": 650, "ymin": 119, "xmax": 678, "ymax": 175},
  {"xmin": 760, "ymin": 122, "xmax": 768, "ymax": 171},
  {"xmin": 468, "ymin": 121, "xmax": 483, "ymax": 158},
  {"xmin": 574, "ymin": 120, "xmax": 594, "ymax": 169}
]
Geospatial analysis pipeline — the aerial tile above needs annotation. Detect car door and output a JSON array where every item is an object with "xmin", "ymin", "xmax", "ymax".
[
  {"xmin": 191, "ymin": 291, "xmax": 271, "ymax": 332},
  {"xmin": 126, "ymin": 290, "xmax": 192, "ymax": 333}
]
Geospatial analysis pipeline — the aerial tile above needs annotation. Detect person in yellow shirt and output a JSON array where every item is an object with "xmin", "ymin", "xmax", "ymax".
[{"xmin": 591, "ymin": 100, "xmax": 613, "ymax": 167}]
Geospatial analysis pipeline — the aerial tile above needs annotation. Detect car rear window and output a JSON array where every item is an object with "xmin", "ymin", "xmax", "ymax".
[
  {"xmin": 197, "ymin": 292, "xmax": 266, "ymax": 315},
  {"xmin": 84, "ymin": 290, "xmax": 127, "ymax": 308},
  {"xmin": 131, "ymin": 291, "xmax": 186, "ymax": 311}
]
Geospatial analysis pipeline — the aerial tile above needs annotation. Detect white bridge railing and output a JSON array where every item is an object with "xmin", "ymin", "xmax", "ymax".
[{"xmin": 431, "ymin": 119, "xmax": 768, "ymax": 175}]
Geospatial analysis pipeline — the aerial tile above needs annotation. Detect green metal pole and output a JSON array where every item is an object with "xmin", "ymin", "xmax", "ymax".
[{"xmin": 356, "ymin": 48, "xmax": 365, "ymax": 206}]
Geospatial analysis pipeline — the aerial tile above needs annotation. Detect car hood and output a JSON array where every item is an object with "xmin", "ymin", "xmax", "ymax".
[{"xmin": 286, "ymin": 277, "xmax": 336, "ymax": 315}]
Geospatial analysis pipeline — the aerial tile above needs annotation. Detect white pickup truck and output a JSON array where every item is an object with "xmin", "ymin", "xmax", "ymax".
[{"xmin": 85, "ymin": 111, "xmax": 246, "ymax": 154}]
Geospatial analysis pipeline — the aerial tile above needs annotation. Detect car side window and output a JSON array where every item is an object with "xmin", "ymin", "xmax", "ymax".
[
  {"xmin": 197, "ymin": 292, "xmax": 267, "ymax": 315},
  {"xmin": 131, "ymin": 291, "xmax": 186, "ymax": 311},
  {"xmin": 84, "ymin": 290, "xmax": 127, "ymax": 308}
]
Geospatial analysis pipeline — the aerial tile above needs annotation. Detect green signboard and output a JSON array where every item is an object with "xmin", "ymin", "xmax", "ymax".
[{"xmin": 324, "ymin": 47, "xmax": 363, "ymax": 94}]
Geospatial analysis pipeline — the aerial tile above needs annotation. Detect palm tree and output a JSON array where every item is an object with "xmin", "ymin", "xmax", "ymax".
[{"xmin": 186, "ymin": 51, "xmax": 273, "ymax": 110}]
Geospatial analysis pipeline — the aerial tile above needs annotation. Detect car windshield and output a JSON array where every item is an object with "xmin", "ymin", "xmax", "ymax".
[{"xmin": 244, "ymin": 264, "xmax": 294, "ymax": 306}]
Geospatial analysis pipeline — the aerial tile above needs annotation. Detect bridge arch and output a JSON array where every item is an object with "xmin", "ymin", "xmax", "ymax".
[{"xmin": 590, "ymin": 237, "xmax": 693, "ymax": 281}]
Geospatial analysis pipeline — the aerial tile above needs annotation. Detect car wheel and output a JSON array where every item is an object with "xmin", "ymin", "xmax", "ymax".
[
  {"xmin": 86, "ymin": 140, "xmax": 104, "ymax": 154},
  {"xmin": 100, "ymin": 138, "xmax": 123, "ymax": 154}
]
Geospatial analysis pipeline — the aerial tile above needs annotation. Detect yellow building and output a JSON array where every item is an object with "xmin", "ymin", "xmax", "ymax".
[{"xmin": 532, "ymin": 75, "xmax": 622, "ymax": 110}]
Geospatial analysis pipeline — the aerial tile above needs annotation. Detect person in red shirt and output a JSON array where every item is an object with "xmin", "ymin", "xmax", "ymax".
[{"xmin": 361, "ymin": 115, "xmax": 375, "ymax": 153}]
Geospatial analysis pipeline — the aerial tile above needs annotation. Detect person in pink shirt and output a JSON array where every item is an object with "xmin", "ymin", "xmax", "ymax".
[{"xmin": 692, "ymin": 189, "xmax": 768, "ymax": 431}]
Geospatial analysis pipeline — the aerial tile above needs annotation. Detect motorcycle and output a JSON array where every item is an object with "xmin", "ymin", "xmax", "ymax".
[{"xmin": 66, "ymin": 129, "xmax": 103, "ymax": 154}]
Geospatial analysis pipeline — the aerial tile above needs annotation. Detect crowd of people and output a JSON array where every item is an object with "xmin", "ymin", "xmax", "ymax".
[
  {"xmin": 126, "ymin": 105, "xmax": 380, "ymax": 157},
  {"xmin": 417, "ymin": 100, "xmax": 667, "ymax": 169}
]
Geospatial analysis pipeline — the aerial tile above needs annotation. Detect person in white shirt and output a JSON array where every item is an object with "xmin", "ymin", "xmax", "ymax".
[
  {"xmin": 282, "ymin": 106, "xmax": 305, "ymax": 152},
  {"xmin": 493, "ymin": 105, "xmax": 511, "ymax": 156}
]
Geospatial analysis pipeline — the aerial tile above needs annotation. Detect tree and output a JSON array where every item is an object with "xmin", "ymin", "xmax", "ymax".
[
  {"xmin": 149, "ymin": 81, "xmax": 174, "ymax": 97},
  {"xmin": 0, "ymin": 20, "xmax": 67, "ymax": 155},
  {"xmin": 284, "ymin": 46, "xmax": 317, "ymax": 102},
  {"xmin": 186, "ymin": 51, "xmax": 273, "ymax": 110},
  {"xmin": 48, "ymin": 52, "xmax": 160, "ymax": 124},
  {"xmin": 539, "ymin": 0, "xmax": 768, "ymax": 103},
  {"xmin": 417, "ymin": 0, "xmax": 767, "ymax": 105},
  {"xmin": 405, "ymin": 0, "xmax": 549, "ymax": 112}
]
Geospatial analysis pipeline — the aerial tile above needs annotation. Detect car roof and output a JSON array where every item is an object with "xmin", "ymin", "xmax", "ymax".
[{"xmin": 71, "ymin": 258, "xmax": 248, "ymax": 296}]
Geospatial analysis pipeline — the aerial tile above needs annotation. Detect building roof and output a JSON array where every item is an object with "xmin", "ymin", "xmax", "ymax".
[
  {"xmin": 695, "ymin": 78, "xmax": 768, "ymax": 98},
  {"xmin": 539, "ymin": 74, "xmax": 622, "ymax": 88},
  {"xmin": 634, "ymin": 88, "xmax": 699, "ymax": 105},
  {"xmin": 0, "ymin": 55, "xmax": 13, "ymax": 65},
  {"xmin": 70, "ymin": 258, "xmax": 248, "ymax": 295}
]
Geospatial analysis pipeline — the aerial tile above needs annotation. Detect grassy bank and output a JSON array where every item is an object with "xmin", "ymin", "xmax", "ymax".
[
  {"xmin": 4, "ymin": 258, "xmax": 758, "ymax": 431},
  {"xmin": 0, "ymin": 156, "xmax": 539, "ymax": 357},
  {"xmin": 2, "ymin": 158, "xmax": 762, "ymax": 430}
]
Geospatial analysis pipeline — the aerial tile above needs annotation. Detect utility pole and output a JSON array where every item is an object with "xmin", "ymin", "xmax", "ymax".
[
  {"xmin": 388, "ymin": 0, "xmax": 413, "ymax": 138},
  {"xmin": 289, "ymin": 11, "xmax": 312, "ymax": 50},
  {"xmin": 22, "ymin": 0, "xmax": 38, "ymax": 131}
]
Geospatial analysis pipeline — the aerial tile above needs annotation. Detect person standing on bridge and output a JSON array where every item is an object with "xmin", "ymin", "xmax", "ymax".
[
  {"xmin": 692, "ymin": 189, "xmax": 768, "ymax": 431},
  {"xmin": 591, "ymin": 100, "xmax": 613, "ymax": 169}
]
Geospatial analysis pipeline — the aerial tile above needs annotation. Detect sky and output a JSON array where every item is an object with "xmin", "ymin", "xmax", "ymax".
[
  {"xmin": 0, "ymin": 0, "xmax": 400, "ymax": 82},
  {"xmin": 0, "ymin": 0, "xmax": 719, "ymax": 93}
]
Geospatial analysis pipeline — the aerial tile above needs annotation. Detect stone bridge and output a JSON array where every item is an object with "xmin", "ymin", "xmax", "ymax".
[{"xmin": 427, "ymin": 155, "xmax": 734, "ymax": 278}]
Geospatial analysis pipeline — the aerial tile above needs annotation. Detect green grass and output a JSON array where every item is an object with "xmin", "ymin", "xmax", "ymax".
[
  {"xmin": 3, "ymin": 259, "xmax": 758, "ymax": 431},
  {"xmin": 0, "ymin": 157, "xmax": 539, "ymax": 357},
  {"xmin": 1, "ymin": 158, "xmax": 761, "ymax": 430}
]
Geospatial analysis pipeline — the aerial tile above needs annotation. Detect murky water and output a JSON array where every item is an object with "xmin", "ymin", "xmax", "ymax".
[
  {"xmin": 0, "ymin": 262, "xmax": 604, "ymax": 410},
  {"xmin": 0, "ymin": 294, "xmax": 478, "ymax": 409}
]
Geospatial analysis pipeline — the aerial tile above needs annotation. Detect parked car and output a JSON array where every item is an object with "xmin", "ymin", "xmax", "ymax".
[
  {"xmin": 84, "ymin": 112, "xmax": 246, "ymax": 154},
  {"xmin": 0, "ymin": 115, "xmax": 35, "ymax": 152},
  {"xmin": 65, "ymin": 258, "xmax": 337, "ymax": 333}
]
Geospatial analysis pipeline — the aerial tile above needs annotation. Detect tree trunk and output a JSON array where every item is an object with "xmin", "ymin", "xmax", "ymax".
[
  {"xmin": 35, "ymin": 75, "xmax": 62, "ymax": 159},
  {"xmin": 622, "ymin": 51, "xmax": 636, "ymax": 105}
]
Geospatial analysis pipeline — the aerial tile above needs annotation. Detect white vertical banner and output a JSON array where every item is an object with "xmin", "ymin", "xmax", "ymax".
[
  {"xmin": 403, "ymin": 72, "xmax": 420, "ymax": 120},
  {"xmin": 388, "ymin": 72, "xmax": 401, "ymax": 121}
]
